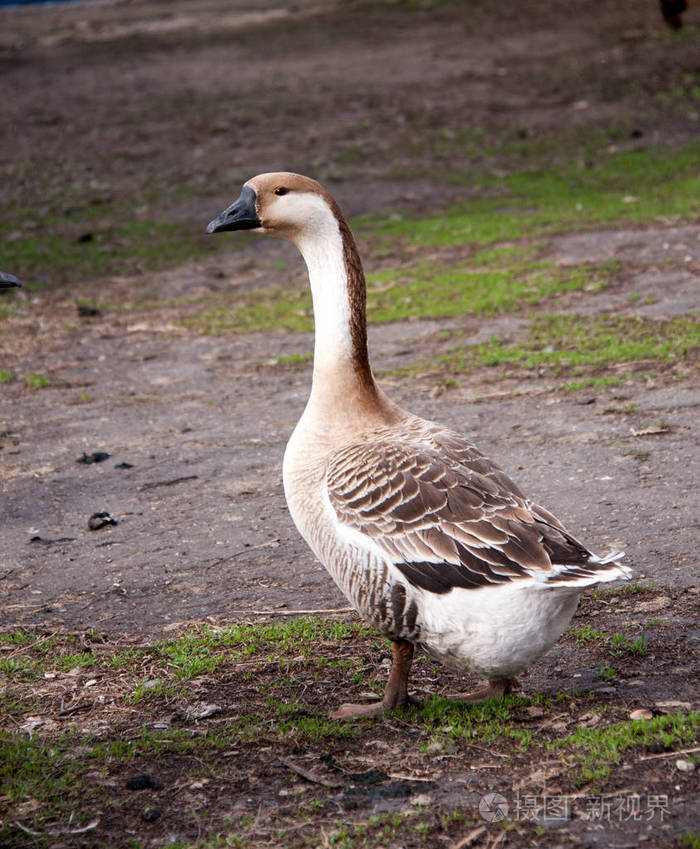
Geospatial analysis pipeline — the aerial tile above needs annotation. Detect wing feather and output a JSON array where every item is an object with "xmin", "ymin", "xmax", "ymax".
[{"xmin": 326, "ymin": 425, "xmax": 617, "ymax": 594}]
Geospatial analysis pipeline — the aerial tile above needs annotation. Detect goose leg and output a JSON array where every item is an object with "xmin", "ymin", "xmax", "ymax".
[
  {"xmin": 450, "ymin": 677, "xmax": 518, "ymax": 704},
  {"xmin": 332, "ymin": 639, "xmax": 415, "ymax": 719}
]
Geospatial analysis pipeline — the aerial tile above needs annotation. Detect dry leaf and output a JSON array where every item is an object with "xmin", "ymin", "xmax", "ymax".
[{"xmin": 629, "ymin": 708, "xmax": 653, "ymax": 720}]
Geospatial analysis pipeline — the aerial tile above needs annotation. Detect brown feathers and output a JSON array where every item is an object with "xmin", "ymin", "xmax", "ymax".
[{"xmin": 327, "ymin": 419, "xmax": 605, "ymax": 595}]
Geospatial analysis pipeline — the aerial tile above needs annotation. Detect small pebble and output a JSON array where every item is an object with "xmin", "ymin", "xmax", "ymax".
[
  {"xmin": 77, "ymin": 303, "xmax": 100, "ymax": 317},
  {"xmin": 142, "ymin": 805, "xmax": 161, "ymax": 822},
  {"xmin": 77, "ymin": 451, "xmax": 110, "ymax": 464},
  {"xmin": 676, "ymin": 760, "xmax": 695, "ymax": 773}
]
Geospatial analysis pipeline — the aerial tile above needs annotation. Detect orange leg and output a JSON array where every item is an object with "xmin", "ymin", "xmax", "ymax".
[
  {"xmin": 450, "ymin": 677, "xmax": 518, "ymax": 704},
  {"xmin": 332, "ymin": 639, "xmax": 417, "ymax": 719}
]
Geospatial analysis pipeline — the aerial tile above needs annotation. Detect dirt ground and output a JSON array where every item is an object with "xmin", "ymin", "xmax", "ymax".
[{"xmin": 0, "ymin": 1, "xmax": 698, "ymax": 847}]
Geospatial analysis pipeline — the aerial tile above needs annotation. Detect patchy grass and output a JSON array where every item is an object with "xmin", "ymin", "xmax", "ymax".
[
  {"xmin": 267, "ymin": 351, "xmax": 314, "ymax": 369},
  {"xmin": 597, "ymin": 665, "xmax": 616, "ymax": 682},
  {"xmin": 561, "ymin": 375, "xmax": 624, "ymax": 392},
  {"xmin": 0, "ymin": 618, "xmax": 373, "ymax": 686},
  {"xmin": 24, "ymin": 373, "xmax": 50, "ymax": 389},
  {"xmin": 183, "ymin": 286, "xmax": 313, "ymax": 335},
  {"xmin": 552, "ymin": 711, "xmax": 699, "ymax": 787},
  {"xmin": 0, "ymin": 214, "xmax": 226, "ymax": 289},
  {"xmin": 568, "ymin": 624, "xmax": 606, "ymax": 645},
  {"xmin": 0, "ymin": 593, "xmax": 698, "ymax": 849},
  {"xmin": 424, "ymin": 313, "xmax": 699, "ymax": 386},
  {"xmin": 608, "ymin": 633, "xmax": 649, "ymax": 659},
  {"xmin": 184, "ymin": 257, "xmax": 613, "ymax": 336},
  {"xmin": 361, "ymin": 143, "xmax": 700, "ymax": 250},
  {"xmin": 563, "ymin": 625, "xmax": 650, "ymax": 659},
  {"xmin": 365, "ymin": 260, "xmax": 610, "ymax": 324}
]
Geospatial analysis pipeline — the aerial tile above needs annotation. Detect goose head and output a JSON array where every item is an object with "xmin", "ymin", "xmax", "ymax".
[
  {"xmin": 206, "ymin": 172, "xmax": 341, "ymax": 246},
  {"xmin": 0, "ymin": 272, "xmax": 21, "ymax": 289}
]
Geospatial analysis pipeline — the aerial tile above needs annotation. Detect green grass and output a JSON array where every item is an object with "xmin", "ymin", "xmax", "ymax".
[
  {"xmin": 552, "ymin": 711, "xmax": 699, "ymax": 786},
  {"xmin": 562, "ymin": 376, "xmax": 624, "ymax": 392},
  {"xmin": 24, "ymin": 373, "xmax": 50, "ymax": 389},
  {"xmin": 565, "ymin": 624, "xmax": 649, "ymax": 659},
  {"xmin": 68, "ymin": 392, "xmax": 92, "ymax": 404},
  {"xmin": 434, "ymin": 313, "xmax": 699, "ymax": 379},
  {"xmin": 361, "ymin": 143, "xmax": 700, "ymax": 250},
  {"xmin": 593, "ymin": 581, "xmax": 657, "ymax": 598},
  {"xmin": 0, "ymin": 730, "xmax": 87, "ymax": 806},
  {"xmin": 270, "ymin": 351, "xmax": 313, "ymax": 368},
  {"xmin": 568, "ymin": 624, "xmax": 606, "ymax": 645},
  {"xmin": 608, "ymin": 633, "xmax": 649, "ymax": 658},
  {"xmin": 183, "ymin": 286, "xmax": 313, "ymax": 335},
  {"xmin": 2, "ymin": 615, "xmax": 697, "ymax": 845},
  {"xmin": 365, "ymin": 260, "xmax": 609, "ymax": 324},
  {"xmin": 411, "ymin": 693, "xmax": 547, "ymax": 749},
  {"xmin": 0, "ymin": 619, "xmax": 372, "ymax": 685},
  {"xmin": 185, "ymin": 256, "xmax": 612, "ymax": 336},
  {"xmin": 617, "ymin": 582, "xmax": 657, "ymax": 595},
  {"xmin": 0, "ymin": 216, "xmax": 228, "ymax": 289},
  {"xmin": 0, "ymin": 368, "xmax": 11, "ymax": 382}
]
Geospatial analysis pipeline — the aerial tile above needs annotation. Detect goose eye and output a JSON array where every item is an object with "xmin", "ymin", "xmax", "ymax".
[{"xmin": 274, "ymin": 187, "xmax": 288, "ymax": 196}]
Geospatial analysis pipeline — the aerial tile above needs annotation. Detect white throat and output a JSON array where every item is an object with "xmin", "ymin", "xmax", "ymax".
[{"xmin": 293, "ymin": 200, "xmax": 354, "ymax": 378}]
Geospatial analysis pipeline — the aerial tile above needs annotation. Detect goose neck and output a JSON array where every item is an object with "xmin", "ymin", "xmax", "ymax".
[{"xmin": 295, "ymin": 212, "xmax": 373, "ymax": 399}]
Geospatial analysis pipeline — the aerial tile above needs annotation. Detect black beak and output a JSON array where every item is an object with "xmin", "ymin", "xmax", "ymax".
[
  {"xmin": 206, "ymin": 185, "xmax": 261, "ymax": 234},
  {"xmin": 0, "ymin": 272, "xmax": 21, "ymax": 289}
]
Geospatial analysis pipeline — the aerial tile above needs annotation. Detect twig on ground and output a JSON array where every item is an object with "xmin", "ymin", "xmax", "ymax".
[
  {"xmin": 229, "ymin": 606, "xmax": 354, "ymax": 616},
  {"xmin": 139, "ymin": 475, "xmax": 198, "ymax": 491},
  {"xmin": 388, "ymin": 773, "xmax": 435, "ymax": 781},
  {"xmin": 5, "ymin": 631, "xmax": 57, "ymax": 659},
  {"xmin": 279, "ymin": 756, "xmax": 342, "ymax": 788},
  {"xmin": 639, "ymin": 746, "xmax": 700, "ymax": 761},
  {"xmin": 13, "ymin": 822, "xmax": 43, "ymax": 837},
  {"xmin": 450, "ymin": 826, "xmax": 486, "ymax": 849},
  {"xmin": 206, "ymin": 538, "xmax": 281, "ymax": 567},
  {"xmin": 58, "ymin": 699, "xmax": 94, "ymax": 718}
]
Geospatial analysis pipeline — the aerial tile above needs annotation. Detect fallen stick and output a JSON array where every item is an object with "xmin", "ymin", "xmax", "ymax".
[
  {"xmin": 229, "ymin": 607, "xmax": 354, "ymax": 616},
  {"xmin": 139, "ymin": 475, "xmax": 198, "ymax": 491},
  {"xmin": 638, "ymin": 746, "xmax": 700, "ymax": 761},
  {"xmin": 279, "ymin": 756, "xmax": 341, "ymax": 788}
]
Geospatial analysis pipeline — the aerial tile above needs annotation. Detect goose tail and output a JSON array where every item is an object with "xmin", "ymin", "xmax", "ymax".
[{"xmin": 542, "ymin": 550, "xmax": 631, "ymax": 589}]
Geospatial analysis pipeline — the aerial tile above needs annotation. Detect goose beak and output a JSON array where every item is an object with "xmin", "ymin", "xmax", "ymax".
[
  {"xmin": 0, "ymin": 272, "xmax": 21, "ymax": 289},
  {"xmin": 206, "ymin": 185, "xmax": 261, "ymax": 233}
]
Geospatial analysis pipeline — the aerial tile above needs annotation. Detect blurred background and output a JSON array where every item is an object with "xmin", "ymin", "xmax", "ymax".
[{"xmin": 0, "ymin": 0, "xmax": 698, "ymax": 290}]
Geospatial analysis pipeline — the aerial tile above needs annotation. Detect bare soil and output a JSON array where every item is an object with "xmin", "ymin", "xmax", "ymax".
[{"xmin": 0, "ymin": 1, "xmax": 698, "ymax": 847}]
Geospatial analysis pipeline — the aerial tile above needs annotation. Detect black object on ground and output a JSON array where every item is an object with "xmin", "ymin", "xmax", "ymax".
[{"xmin": 88, "ymin": 512, "xmax": 118, "ymax": 530}]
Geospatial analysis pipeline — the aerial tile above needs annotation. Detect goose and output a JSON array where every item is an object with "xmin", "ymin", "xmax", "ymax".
[
  {"xmin": 0, "ymin": 272, "xmax": 21, "ymax": 289},
  {"xmin": 206, "ymin": 173, "xmax": 630, "ymax": 718}
]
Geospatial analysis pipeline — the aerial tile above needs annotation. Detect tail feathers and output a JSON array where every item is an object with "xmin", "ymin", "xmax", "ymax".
[{"xmin": 542, "ymin": 550, "xmax": 631, "ymax": 589}]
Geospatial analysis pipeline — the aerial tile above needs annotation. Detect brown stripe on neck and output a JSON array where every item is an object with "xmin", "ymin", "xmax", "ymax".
[{"xmin": 324, "ymin": 194, "xmax": 373, "ymax": 384}]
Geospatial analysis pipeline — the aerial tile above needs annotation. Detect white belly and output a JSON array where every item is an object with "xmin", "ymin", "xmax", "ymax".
[{"xmin": 416, "ymin": 581, "xmax": 581, "ymax": 678}]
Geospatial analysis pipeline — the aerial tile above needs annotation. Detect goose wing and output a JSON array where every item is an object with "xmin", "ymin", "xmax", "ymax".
[{"xmin": 326, "ymin": 430, "xmax": 609, "ymax": 594}]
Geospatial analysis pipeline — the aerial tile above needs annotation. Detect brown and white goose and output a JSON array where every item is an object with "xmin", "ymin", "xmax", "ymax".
[{"xmin": 206, "ymin": 173, "xmax": 630, "ymax": 718}]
